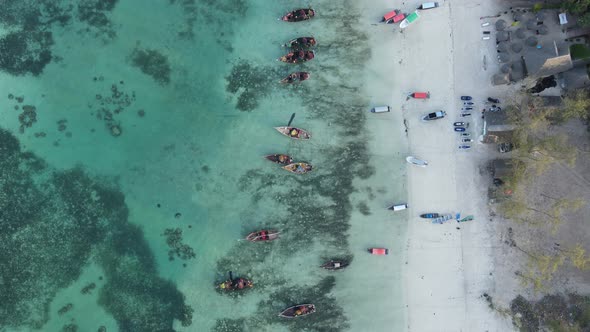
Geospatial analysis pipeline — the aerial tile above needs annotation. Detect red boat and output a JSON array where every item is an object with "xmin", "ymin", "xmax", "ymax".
[
  {"xmin": 246, "ymin": 230, "xmax": 279, "ymax": 242},
  {"xmin": 281, "ymin": 8, "xmax": 315, "ymax": 22},
  {"xmin": 265, "ymin": 154, "xmax": 293, "ymax": 164},
  {"xmin": 409, "ymin": 92, "xmax": 430, "ymax": 99},
  {"xmin": 283, "ymin": 37, "xmax": 316, "ymax": 49},
  {"xmin": 392, "ymin": 12, "xmax": 406, "ymax": 23},
  {"xmin": 280, "ymin": 72, "xmax": 310, "ymax": 84},
  {"xmin": 381, "ymin": 10, "xmax": 398, "ymax": 23},
  {"xmin": 368, "ymin": 248, "xmax": 389, "ymax": 255},
  {"xmin": 278, "ymin": 50, "xmax": 315, "ymax": 64}
]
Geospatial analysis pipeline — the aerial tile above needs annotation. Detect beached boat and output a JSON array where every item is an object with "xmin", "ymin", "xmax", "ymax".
[
  {"xmin": 265, "ymin": 154, "xmax": 293, "ymax": 165},
  {"xmin": 388, "ymin": 203, "xmax": 408, "ymax": 211},
  {"xmin": 370, "ymin": 106, "xmax": 391, "ymax": 113},
  {"xmin": 400, "ymin": 11, "xmax": 420, "ymax": 29},
  {"xmin": 217, "ymin": 277, "xmax": 253, "ymax": 291},
  {"xmin": 280, "ymin": 72, "xmax": 310, "ymax": 84},
  {"xmin": 420, "ymin": 213, "xmax": 440, "ymax": 218},
  {"xmin": 320, "ymin": 260, "xmax": 349, "ymax": 270},
  {"xmin": 246, "ymin": 230, "xmax": 279, "ymax": 242},
  {"xmin": 417, "ymin": 2, "xmax": 439, "ymax": 10},
  {"xmin": 368, "ymin": 248, "xmax": 389, "ymax": 255},
  {"xmin": 278, "ymin": 50, "xmax": 315, "ymax": 64},
  {"xmin": 283, "ymin": 37, "xmax": 316, "ymax": 49},
  {"xmin": 431, "ymin": 214, "xmax": 455, "ymax": 224},
  {"xmin": 282, "ymin": 162, "xmax": 312, "ymax": 174},
  {"xmin": 381, "ymin": 10, "xmax": 397, "ymax": 23},
  {"xmin": 408, "ymin": 92, "xmax": 430, "ymax": 99},
  {"xmin": 406, "ymin": 156, "xmax": 428, "ymax": 167},
  {"xmin": 422, "ymin": 111, "xmax": 446, "ymax": 121},
  {"xmin": 281, "ymin": 9, "xmax": 315, "ymax": 22},
  {"xmin": 279, "ymin": 304, "xmax": 316, "ymax": 318},
  {"xmin": 274, "ymin": 126, "xmax": 311, "ymax": 140}
]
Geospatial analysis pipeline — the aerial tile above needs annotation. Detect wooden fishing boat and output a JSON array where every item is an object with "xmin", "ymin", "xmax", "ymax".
[
  {"xmin": 217, "ymin": 277, "xmax": 253, "ymax": 291},
  {"xmin": 280, "ymin": 72, "xmax": 310, "ymax": 84},
  {"xmin": 279, "ymin": 304, "xmax": 316, "ymax": 318},
  {"xmin": 278, "ymin": 50, "xmax": 315, "ymax": 64},
  {"xmin": 274, "ymin": 126, "xmax": 311, "ymax": 140},
  {"xmin": 283, "ymin": 37, "xmax": 317, "ymax": 49},
  {"xmin": 281, "ymin": 8, "xmax": 315, "ymax": 22},
  {"xmin": 264, "ymin": 154, "xmax": 293, "ymax": 165},
  {"xmin": 320, "ymin": 260, "xmax": 349, "ymax": 270},
  {"xmin": 282, "ymin": 162, "xmax": 312, "ymax": 174},
  {"xmin": 246, "ymin": 230, "xmax": 279, "ymax": 242}
]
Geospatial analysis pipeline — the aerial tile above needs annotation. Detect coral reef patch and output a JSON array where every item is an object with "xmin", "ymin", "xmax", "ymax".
[
  {"xmin": 129, "ymin": 47, "xmax": 171, "ymax": 85},
  {"xmin": 225, "ymin": 61, "xmax": 279, "ymax": 112},
  {"xmin": 0, "ymin": 129, "xmax": 192, "ymax": 330}
]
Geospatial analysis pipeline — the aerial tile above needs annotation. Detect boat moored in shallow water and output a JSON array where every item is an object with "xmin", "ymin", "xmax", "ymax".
[
  {"xmin": 274, "ymin": 126, "xmax": 311, "ymax": 140},
  {"xmin": 281, "ymin": 9, "xmax": 315, "ymax": 22},
  {"xmin": 279, "ymin": 304, "xmax": 316, "ymax": 318}
]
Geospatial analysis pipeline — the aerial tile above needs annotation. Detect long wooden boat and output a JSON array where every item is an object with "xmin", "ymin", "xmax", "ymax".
[
  {"xmin": 246, "ymin": 230, "xmax": 279, "ymax": 242},
  {"xmin": 279, "ymin": 304, "xmax": 316, "ymax": 318},
  {"xmin": 274, "ymin": 126, "xmax": 311, "ymax": 140},
  {"xmin": 264, "ymin": 154, "xmax": 293, "ymax": 165},
  {"xmin": 278, "ymin": 50, "xmax": 315, "ymax": 64},
  {"xmin": 281, "ymin": 8, "xmax": 315, "ymax": 22},
  {"xmin": 217, "ymin": 277, "xmax": 253, "ymax": 291},
  {"xmin": 283, "ymin": 37, "xmax": 316, "ymax": 49},
  {"xmin": 282, "ymin": 162, "xmax": 312, "ymax": 174},
  {"xmin": 320, "ymin": 260, "xmax": 349, "ymax": 270},
  {"xmin": 280, "ymin": 72, "xmax": 310, "ymax": 84}
]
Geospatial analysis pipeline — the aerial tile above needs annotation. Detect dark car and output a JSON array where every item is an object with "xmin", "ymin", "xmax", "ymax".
[
  {"xmin": 461, "ymin": 96, "xmax": 472, "ymax": 101},
  {"xmin": 498, "ymin": 142, "xmax": 514, "ymax": 153},
  {"xmin": 487, "ymin": 97, "xmax": 500, "ymax": 103}
]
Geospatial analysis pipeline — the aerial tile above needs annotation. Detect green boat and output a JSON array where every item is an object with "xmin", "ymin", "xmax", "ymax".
[{"xmin": 400, "ymin": 11, "xmax": 420, "ymax": 29}]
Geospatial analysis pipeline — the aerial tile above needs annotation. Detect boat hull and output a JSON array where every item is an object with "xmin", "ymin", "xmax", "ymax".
[
  {"xmin": 280, "ymin": 72, "xmax": 310, "ymax": 84},
  {"xmin": 265, "ymin": 154, "xmax": 293, "ymax": 165},
  {"xmin": 279, "ymin": 304, "xmax": 316, "ymax": 318},
  {"xmin": 246, "ymin": 230, "xmax": 279, "ymax": 242},
  {"xmin": 281, "ymin": 9, "xmax": 315, "ymax": 22},
  {"xmin": 274, "ymin": 126, "xmax": 311, "ymax": 140},
  {"xmin": 282, "ymin": 162, "xmax": 312, "ymax": 174}
]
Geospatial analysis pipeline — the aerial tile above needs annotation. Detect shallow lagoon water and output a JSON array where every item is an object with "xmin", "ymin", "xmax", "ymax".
[{"xmin": 0, "ymin": 0, "xmax": 406, "ymax": 331}]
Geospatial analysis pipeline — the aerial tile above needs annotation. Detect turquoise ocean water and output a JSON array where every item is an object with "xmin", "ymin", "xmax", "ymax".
[{"xmin": 0, "ymin": 1, "xmax": 406, "ymax": 331}]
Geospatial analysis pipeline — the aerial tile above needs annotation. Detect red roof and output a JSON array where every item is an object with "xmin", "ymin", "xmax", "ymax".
[{"xmin": 412, "ymin": 92, "xmax": 429, "ymax": 99}]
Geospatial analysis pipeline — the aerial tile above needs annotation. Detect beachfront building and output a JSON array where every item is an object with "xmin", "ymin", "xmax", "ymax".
[{"xmin": 490, "ymin": 7, "xmax": 590, "ymax": 91}]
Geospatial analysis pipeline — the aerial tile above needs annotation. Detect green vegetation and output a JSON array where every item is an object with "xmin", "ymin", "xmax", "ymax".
[
  {"xmin": 495, "ymin": 92, "xmax": 590, "ymax": 290},
  {"xmin": 570, "ymin": 44, "xmax": 590, "ymax": 60},
  {"xmin": 563, "ymin": 0, "xmax": 590, "ymax": 26},
  {"xmin": 507, "ymin": 293, "xmax": 590, "ymax": 332}
]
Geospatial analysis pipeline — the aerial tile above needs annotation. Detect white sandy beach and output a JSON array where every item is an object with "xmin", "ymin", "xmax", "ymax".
[{"xmin": 362, "ymin": 0, "xmax": 517, "ymax": 331}]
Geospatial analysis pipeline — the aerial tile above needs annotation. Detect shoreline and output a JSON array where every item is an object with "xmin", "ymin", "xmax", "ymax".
[{"xmin": 391, "ymin": 1, "xmax": 515, "ymax": 331}]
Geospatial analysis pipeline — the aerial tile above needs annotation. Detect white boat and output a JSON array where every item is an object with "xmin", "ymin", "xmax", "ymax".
[
  {"xmin": 406, "ymin": 156, "xmax": 428, "ymax": 167},
  {"xmin": 370, "ymin": 106, "xmax": 391, "ymax": 113}
]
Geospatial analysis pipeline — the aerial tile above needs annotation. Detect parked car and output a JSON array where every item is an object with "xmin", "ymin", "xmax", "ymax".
[
  {"xmin": 422, "ymin": 110, "xmax": 446, "ymax": 121},
  {"xmin": 454, "ymin": 127, "xmax": 466, "ymax": 132},
  {"xmin": 459, "ymin": 133, "xmax": 471, "ymax": 137},
  {"xmin": 462, "ymin": 107, "xmax": 473, "ymax": 111},
  {"xmin": 498, "ymin": 142, "xmax": 514, "ymax": 153},
  {"xmin": 487, "ymin": 97, "xmax": 500, "ymax": 104},
  {"xmin": 453, "ymin": 121, "xmax": 467, "ymax": 127},
  {"xmin": 461, "ymin": 96, "xmax": 472, "ymax": 100},
  {"xmin": 460, "ymin": 112, "xmax": 471, "ymax": 117},
  {"xmin": 463, "ymin": 102, "xmax": 474, "ymax": 106}
]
